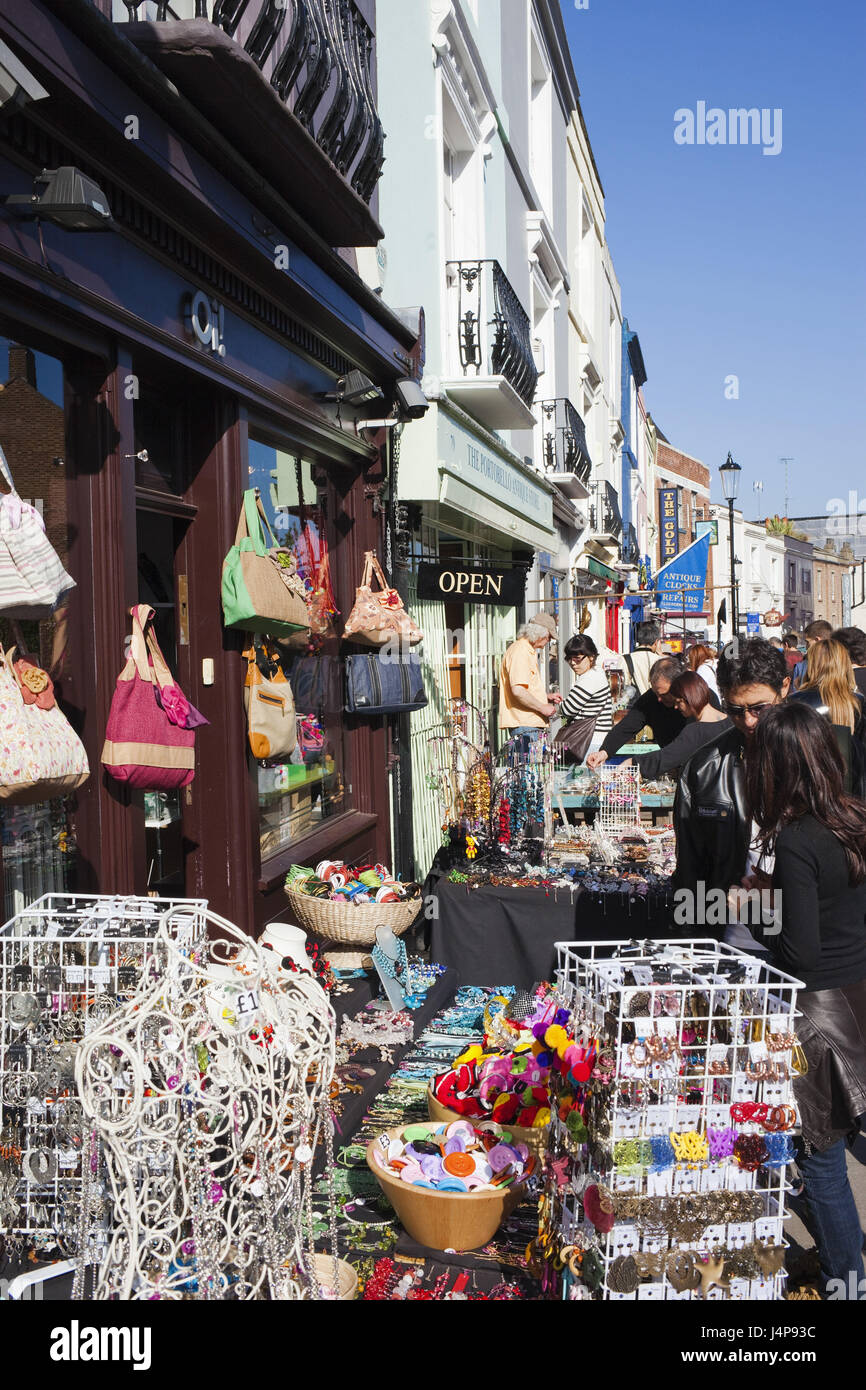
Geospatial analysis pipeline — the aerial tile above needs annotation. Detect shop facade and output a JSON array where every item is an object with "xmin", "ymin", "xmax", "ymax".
[{"xmin": 0, "ymin": 0, "xmax": 420, "ymax": 932}]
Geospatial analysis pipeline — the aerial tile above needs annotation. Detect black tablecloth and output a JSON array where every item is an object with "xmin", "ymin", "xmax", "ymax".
[{"xmin": 429, "ymin": 879, "xmax": 675, "ymax": 988}]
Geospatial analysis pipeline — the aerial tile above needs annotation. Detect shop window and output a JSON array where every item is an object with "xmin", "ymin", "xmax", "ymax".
[
  {"xmin": 801, "ymin": 568, "xmax": 811, "ymax": 595},
  {"xmin": 247, "ymin": 437, "xmax": 345, "ymax": 858},
  {"xmin": 0, "ymin": 336, "xmax": 76, "ymax": 915}
]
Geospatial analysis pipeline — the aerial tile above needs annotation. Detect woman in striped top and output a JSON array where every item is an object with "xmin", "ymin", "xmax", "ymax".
[{"xmin": 560, "ymin": 635, "xmax": 613, "ymax": 759}]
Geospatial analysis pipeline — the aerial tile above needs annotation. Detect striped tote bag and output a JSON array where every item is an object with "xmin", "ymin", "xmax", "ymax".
[{"xmin": 0, "ymin": 445, "xmax": 76, "ymax": 619}]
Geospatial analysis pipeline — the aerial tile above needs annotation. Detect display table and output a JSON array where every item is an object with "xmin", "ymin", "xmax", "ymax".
[
  {"xmin": 551, "ymin": 768, "xmax": 674, "ymax": 825},
  {"xmin": 428, "ymin": 878, "xmax": 675, "ymax": 988}
]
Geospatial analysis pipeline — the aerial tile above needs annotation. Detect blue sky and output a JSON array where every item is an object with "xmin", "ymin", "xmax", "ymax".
[{"xmin": 563, "ymin": 0, "xmax": 866, "ymax": 522}]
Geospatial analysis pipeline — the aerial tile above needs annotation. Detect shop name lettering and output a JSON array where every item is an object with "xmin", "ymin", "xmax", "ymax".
[
  {"xmin": 183, "ymin": 289, "xmax": 226, "ymax": 357},
  {"xmin": 50, "ymin": 1321, "xmax": 152, "ymax": 1371},
  {"xmin": 436, "ymin": 570, "xmax": 504, "ymax": 597},
  {"xmin": 464, "ymin": 445, "xmax": 542, "ymax": 513}
]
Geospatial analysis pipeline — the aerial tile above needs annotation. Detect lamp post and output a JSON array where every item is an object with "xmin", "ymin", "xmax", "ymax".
[{"xmin": 719, "ymin": 452, "xmax": 741, "ymax": 638}]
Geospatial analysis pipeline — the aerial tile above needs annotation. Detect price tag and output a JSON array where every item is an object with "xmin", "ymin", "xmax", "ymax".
[
  {"xmin": 58, "ymin": 1150, "xmax": 79, "ymax": 1168},
  {"xmin": 45, "ymin": 921, "xmax": 59, "ymax": 939},
  {"xmin": 638, "ymin": 1283, "xmax": 665, "ymax": 1300},
  {"xmin": 748, "ymin": 1041, "xmax": 769, "ymax": 1062},
  {"xmin": 630, "ymin": 967, "xmax": 654, "ymax": 986},
  {"xmin": 378, "ymin": 1132, "xmax": 390, "ymax": 1152},
  {"xmin": 91, "ymin": 967, "xmax": 111, "ymax": 985},
  {"xmin": 64, "ymin": 965, "xmax": 85, "ymax": 983},
  {"xmin": 234, "ymin": 989, "xmax": 260, "ymax": 1019},
  {"xmin": 630, "ymin": 1016, "xmax": 654, "ymax": 1036}
]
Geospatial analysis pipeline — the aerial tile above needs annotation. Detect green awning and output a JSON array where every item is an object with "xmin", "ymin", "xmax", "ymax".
[{"xmin": 586, "ymin": 556, "xmax": 620, "ymax": 581}]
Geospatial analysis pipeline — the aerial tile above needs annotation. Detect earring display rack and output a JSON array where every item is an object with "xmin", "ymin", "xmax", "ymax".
[
  {"xmin": 0, "ymin": 894, "xmax": 207, "ymax": 1256},
  {"xmin": 545, "ymin": 939, "xmax": 804, "ymax": 1301}
]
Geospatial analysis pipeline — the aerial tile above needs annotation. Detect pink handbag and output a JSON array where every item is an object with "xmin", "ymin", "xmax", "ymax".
[
  {"xmin": 343, "ymin": 550, "xmax": 423, "ymax": 646},
  {"xmin": 101, "ymin": 605, "xmax": 197, "ymax": 791}
]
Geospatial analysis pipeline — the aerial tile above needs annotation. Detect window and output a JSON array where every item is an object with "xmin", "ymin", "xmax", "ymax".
[
  {"xmin": 788, "ymin": 561, "xmax": 796, "ymax": 591},
  {"xmin": 0, "ymin": 335, "xmax": 76, "ymax": 915},
  {"xmin": 831, "ymin": 571, "xmax": 836, "ymax": 602},
  {"xmin": 247, "ymin": 436, "xmax": 345, "ymax": 858},
  {"xmin": 816, "ymin": 569, "xmax": 822, "ymax": 601},
  {"xmin": 528, "ymin": 27, "xmax": 552, "ymax": 216},
  {"xmin": 801, "ymin": 567, "xmax": 811, "ymax": 594}
]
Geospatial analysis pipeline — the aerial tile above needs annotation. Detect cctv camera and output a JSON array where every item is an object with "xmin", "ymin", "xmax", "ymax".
[{"xmin": 394, "ymin": 378, "xmax": 429, "ymax": 420}]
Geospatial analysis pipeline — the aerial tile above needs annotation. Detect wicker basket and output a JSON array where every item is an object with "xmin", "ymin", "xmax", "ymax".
[{"xmin": 283, "ymin": 888, "xmax": 422, "ymax": 971}]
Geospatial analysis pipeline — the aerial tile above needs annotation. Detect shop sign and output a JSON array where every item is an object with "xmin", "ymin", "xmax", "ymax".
[
  {"xmin": 417, "ymin": 561, "xmax": 527, "ymax": 606},
  {"xmin": 438, "ymin": 414, "xmax": 553, "ymax": 533},
  {"xmin": 183, "ymin": 289, "xmax": 226, "ymax": 357},
  {"xmin": 659, "ymin": 487, "xmax": 680, "ymax": 561},
  {"xmin": 746, "ymin": 612, "xmax": 761, "ymax": 635},
  {"xmin": 696, "ymin": 519, "xmax": 718, "ymax": 546}
]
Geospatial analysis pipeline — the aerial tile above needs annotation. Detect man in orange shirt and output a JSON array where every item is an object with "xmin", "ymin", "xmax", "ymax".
[{"xmin": 499, "ymin": 613, "xmax": 561, "ymax": 743}]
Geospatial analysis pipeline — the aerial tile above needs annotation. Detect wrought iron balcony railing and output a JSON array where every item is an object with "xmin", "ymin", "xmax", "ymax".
[
  {"xmin": 540, "ymin": 398, "xmax": 592, "ymax": 484},
  {"xmin": 444, "ymin": 260, "xmax": 539, "ymax": 427},
  {"xmin": 116, "ymin": 0, "xmax": 385, "ymax": 207},
  {"xmin": 588, "ymin": 480, "xmax": 623, "ymax": 542},
  {"xmin": 621, "ymin": 522, "xmax": 641, "ymax": 565}
]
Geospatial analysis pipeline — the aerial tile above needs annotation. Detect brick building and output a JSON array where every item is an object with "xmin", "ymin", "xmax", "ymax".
[{"xmin": 652, "ymin": 429, "xmax": 714, "ymax": 639}]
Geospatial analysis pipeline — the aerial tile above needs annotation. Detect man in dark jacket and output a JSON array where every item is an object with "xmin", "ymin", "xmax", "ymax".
[
  {"xmin": 673, "ymin": 639, "xmax": 790, "ymax": 906},
  {"xmin": 588, "ymin": 657, "xmax": 722, "ymax": 766}
]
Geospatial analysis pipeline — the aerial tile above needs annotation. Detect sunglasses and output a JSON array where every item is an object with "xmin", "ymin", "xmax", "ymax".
[{"xmin": 722, "ymin": 701, "xmax": 775, "ymax": 719}]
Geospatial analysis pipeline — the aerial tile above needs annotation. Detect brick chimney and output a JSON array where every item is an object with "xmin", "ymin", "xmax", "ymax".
[{"xmin": 7, "ymin": 344, "xmax": 37, "ymax": 388}]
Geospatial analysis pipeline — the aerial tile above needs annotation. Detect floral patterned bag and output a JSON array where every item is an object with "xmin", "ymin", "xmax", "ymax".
[
  {"xmin": 343, "ymin": 550, "xmax": 423, "ymax": 647},
  {"xmin": 0, "ymin": 643, "xmax": 89, "ymax": 805}
]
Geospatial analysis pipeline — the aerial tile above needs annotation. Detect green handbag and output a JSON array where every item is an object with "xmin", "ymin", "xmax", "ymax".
[{"xmin": 221, "ymin": 489, "xmax": 311, "ymax": 638}]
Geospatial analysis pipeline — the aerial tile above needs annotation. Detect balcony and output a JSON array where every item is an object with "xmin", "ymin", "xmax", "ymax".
[
  {"xmin": 114, "ymin": 0, "xmax": 385, "ymax": 246},
  {"xmin": 588, "ymin": 480, "xmax": 623, "ymax": 545},
  {"xmin": 621, "ymin": 522, "xmax": 641, "ymax": 567},
  {"xmin": 539, "ymin": 398, "xmax": 591, "ymax": 500},
  {"xmin": 442, "ymin": 260, "xmax": 539, "ymax": 431}
]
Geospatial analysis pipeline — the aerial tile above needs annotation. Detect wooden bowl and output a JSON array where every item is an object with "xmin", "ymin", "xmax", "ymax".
[
  {"xmin": 427, "ymin": 1085, "xmax": 550, "ymax": 1160},
  {"xmin": 366, "ymin": 1124, "xmax": 526, "ymax": 1252},
  {"xmin": 312, "ymin": 1254, "xmax": 358, "ymax": 1300}
]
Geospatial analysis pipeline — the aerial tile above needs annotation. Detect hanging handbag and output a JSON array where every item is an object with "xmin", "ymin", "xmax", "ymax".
[
  {"xmin": 289, "ymin": 457, "xmax": 338, "ymax": 645},
  {"xmin": 343, "ymin": 550, "xmax": 423, "ymax": 646},
  {"xmin": 0, "ymin": 643, "xmax": 89, "ymax": 804},
  {"xmin": 243, "ymin": 641, "xmax": 297, "ymax": 761},
  {"xmin": 221, "ymin": 489, "xmax": 311, "ymax": 638},
  {"xmin": 345, "ymin": 652, "xmax": 428, "ymax": 715},
  {"xmin": 101, "ymin": 605, "xmax": 199, "ymax": 791},
  {"xmin": 552, "ymin": 714, "xmax": 598, "ymax": 763},
  {"xmin": 0, "ymin": 444, "xmax": 76, "ymax": 619}
]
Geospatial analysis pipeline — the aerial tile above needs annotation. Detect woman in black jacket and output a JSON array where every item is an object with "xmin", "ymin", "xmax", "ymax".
[{"xmin": 747, "ymin": 703, "xmax": 866, "ymax": 1297}]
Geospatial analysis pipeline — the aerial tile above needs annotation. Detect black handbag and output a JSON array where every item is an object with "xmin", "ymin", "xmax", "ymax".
[
  {"xmin": 552, "ymin": 714, "xmax": 597, "ymax": 762},
  {"xmin": 345, "ymin": 652, "xmax": 428, "ymax": 715}
]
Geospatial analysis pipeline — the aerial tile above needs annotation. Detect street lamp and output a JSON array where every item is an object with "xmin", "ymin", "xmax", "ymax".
[{"xmin": 719, "ymin": 452, "xmax": 741, "ymax": 636}]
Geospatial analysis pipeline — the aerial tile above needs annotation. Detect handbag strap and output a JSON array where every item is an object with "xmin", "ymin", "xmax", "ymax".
[
  {"xmin": 0, "ymin": 443, "xmax": 17, "ymax": 495},
  {"xmin": 129, "ymin": 604, "xmax": 175, "ymax": 689},
  {"xmin": 235, "ymin": 489, "xmax": 278, "ymax": 556},
  {"xmin": 365, "ymin": 550, "xmax": 392, "ymax": 594}
]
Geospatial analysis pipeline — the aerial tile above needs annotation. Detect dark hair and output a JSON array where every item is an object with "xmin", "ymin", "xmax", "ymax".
[
  {"xmin": 686, "ymin": 643, "xmax": 715, "ymax": 672},
  {"xmin": 833, "ymin": 626, "xmax": 866, "ymax": 667},
  {"xmin": 669, "ymin": 671, "xmax": 710, "ymax": 718},
  {"xmin": 804, "ymin": 619, "xmax": 833, "ymax": 641},
  {"xmin": 782, "ymin": 633, "xmax": 800, "ymax": 649},
  {"xmin": 746, "ymin": 703, "xmax": 866, "ymax": 884},
  {"xmin": 717, "ymin": 638, "xmax": 788, "ymax": 694},
  {"xmin": 649, "ymin": 656, "xmax": 685, "ymax": 687},
  {"xmin": 564, "ymin": 634, "xmax": 598, "ymax": 662},
  {"xmin": 635, "ymin": 621, "xmax": 661, "ymax": 648}
]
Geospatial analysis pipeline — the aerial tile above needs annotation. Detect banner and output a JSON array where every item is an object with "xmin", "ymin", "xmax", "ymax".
[
  {"xmin": 655, "ymin": 532, "xmax": 711, "ymax": 613},
  {"xmin": 417, "ymin": 561, "xmax": 527, "ymax": 606},
  {"xmin": 658, "ymin": 488, "xmax": 680, "ymax": 562}
]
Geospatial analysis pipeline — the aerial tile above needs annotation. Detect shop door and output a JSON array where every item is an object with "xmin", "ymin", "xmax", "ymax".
[{"xmin": 135, "ymin": 508, "xmax": 191, "ymax": 895}]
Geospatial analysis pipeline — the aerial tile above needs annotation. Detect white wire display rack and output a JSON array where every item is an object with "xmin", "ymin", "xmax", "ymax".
[
  {"xmin": 596, "ymin": 766, "xmax": 642, "ymax": 834},
  {"xmin": 549, "ymin": 938, "xmax": 804, "ymax": 1302},
  {"xmin": 0, "ymin": 894, "xmax": 208, "ymax": 1255}
]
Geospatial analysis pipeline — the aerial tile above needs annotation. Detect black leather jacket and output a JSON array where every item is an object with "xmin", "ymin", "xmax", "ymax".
[{"xmin": 673, "ymin": 726, "xmax": 750, "ymax": 910}]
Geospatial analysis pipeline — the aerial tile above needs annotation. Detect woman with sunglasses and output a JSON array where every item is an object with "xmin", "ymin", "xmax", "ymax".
[
  {"xmin": 557, "ymin": 635, "xmax": 613, "ymax": 761},
  {"xmin": 747, "ymin": 702, "xmax": 866, "ymax": 1297}
]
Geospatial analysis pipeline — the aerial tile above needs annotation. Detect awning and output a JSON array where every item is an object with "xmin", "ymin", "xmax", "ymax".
[{"xmin": 586, "ymin": 556, "xmax": 621, "ymax": 582}]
